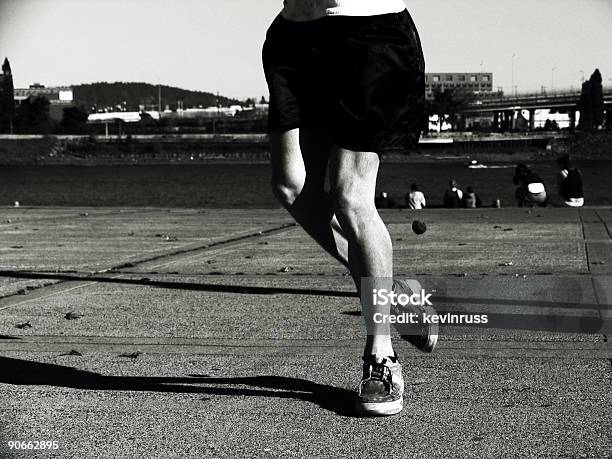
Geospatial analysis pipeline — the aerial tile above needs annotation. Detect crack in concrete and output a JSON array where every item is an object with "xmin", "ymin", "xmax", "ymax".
[{"xmin": 0, "ymin": 222, "xmax": 296, "ymax": 309}]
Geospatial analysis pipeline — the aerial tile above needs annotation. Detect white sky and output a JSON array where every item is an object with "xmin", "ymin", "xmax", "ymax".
[{"xmin": 0, "ymin": 0, "xmax": 611, "ymax": 100}]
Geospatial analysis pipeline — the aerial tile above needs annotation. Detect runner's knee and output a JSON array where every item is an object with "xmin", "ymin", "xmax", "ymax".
[
  {"xmin": 271, "ymin": 174, "xmax": 305, "ymax": 208},
  {"xmin": 332, "ymin": 183, "xmax": 374, "ymax": 233}
]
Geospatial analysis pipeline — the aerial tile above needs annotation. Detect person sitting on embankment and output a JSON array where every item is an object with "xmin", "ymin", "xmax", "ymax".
[
  {"xmin": 513, "ymin": 164, "xmax": 547, "ymax": 207},
  {"xmin": 557, "ymin": 154, "xmax": 584, "ymax": 207}
]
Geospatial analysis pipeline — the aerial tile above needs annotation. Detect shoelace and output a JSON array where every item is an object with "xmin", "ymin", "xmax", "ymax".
[{"xmin": 364, "ymin": 358, "xmax": 394, "ymax": 392}]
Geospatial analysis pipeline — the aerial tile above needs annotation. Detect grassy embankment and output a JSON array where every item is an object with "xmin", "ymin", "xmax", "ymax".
[{"xmin": 0, "ymin": 131, "xmax": 609, "ymax": 165}]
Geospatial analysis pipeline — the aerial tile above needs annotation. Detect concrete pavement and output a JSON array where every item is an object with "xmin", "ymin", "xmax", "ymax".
[{"xmin": 0, "ymin": 207, "xmax": 610, "ymax": 458}]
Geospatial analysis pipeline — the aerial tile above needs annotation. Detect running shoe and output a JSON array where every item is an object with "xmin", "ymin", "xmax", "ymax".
[
  {"xmin": 355, "ymin": 354, "xmax": 404, "ymax": 416},
  {"xmin": 392, "ymin": 278, "xmax": 439, "ymax": 353}
]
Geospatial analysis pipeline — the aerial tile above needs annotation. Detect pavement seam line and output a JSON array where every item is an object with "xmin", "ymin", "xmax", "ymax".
[
  {"xmin": 0, "ymin": 281, "xmax": 98, "ymax": 311},
  {"xmin": 580, "ymin": 211, "xmax": 593, "ymax": 273},
  {"xmin": 0, "ymin": 222, "xmax": 297, "ymax": 310},
  {"xmin": 580, "ymin": 211, "xmax": 609, "ymax": 342},
  {"xmin": 107, "ymin": 222, "xmax": 296, "ymax": 272},
  {"xmin": 1, "ymin": 335, "xmax": 607, "ymax": 348},
  {"xmin": 0, "ymin": 343, "xmax": 608, "ymax": 359},
  {"xmin": 594, "ymin": 210, "xmax": 612, "ymax": 240},
  {"xmin": 0, "ymin": 207, "xmax": 160, "ymax": 227}
]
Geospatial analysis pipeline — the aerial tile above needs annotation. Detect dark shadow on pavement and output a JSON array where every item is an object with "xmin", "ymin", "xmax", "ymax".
[
  {"xmin": 0, "ymin": 357, "xmax": 358, "ymax": 417},
  {"xmin": 1, "ymin": 270, "xmax": 609, "ymax": 334},
  {"xmin": 0, "ymin": 270, "xmax": 356, "ymax": 298},
  {"xmin": 2, "ymin": 270, "xmax": 610, "ymax": 311}
]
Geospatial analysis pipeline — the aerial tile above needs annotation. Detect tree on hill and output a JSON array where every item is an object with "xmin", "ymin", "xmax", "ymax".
[
  {"xmin": 14, "ymin": 96, "xmax": 51, "ymax": 134},
  {"xmin": 0, "ymin": 57, "xmax": 15, "ymax": 133},
  {"xmin": 590, "ymin": 69, "xmax": 604, "ymax": 127},
  {"xmin": 577, "ymin": 80, "xmax": 593, "ymax": 130},
  {"xmin": 73, "ymin": 82, "xmax": 242, "ymax": 113},
  {"xmin": 59, "ymin": 106, "xmax": 89, "ymax": 134},
  {"xmin": 423, "ymin": 98, "xmax": 433, "ymax": 133},
  {"xmin": 430, "ymin": 88, "xmax": 473, "ymax": 131},
  {"xmin": 578, "ymin": 69, "xmax": 604, "ymax": 130}
]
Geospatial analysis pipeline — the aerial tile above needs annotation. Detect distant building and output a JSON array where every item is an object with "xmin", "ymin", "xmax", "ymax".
[
  {"xmin": 426, "ymin": 72, "xmax": 493, "ymax": 99},
  {"xmin": 88, "ymin": 111, "xmax": 151, "ymax": 124},
  {"xmin": 14, "ymin": 84, "xmax": 74, "ymax": 120}
]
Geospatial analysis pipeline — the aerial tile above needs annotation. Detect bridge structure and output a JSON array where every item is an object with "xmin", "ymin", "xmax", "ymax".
[{"xmin": 463, "ymin": 88, "xmax": 612, "ymax": 131}]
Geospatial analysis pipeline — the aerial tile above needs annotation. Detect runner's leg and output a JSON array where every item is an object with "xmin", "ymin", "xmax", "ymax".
[
  {"xmin": 270, "ymin": 127, "xmax": 349, "ymax": 268},
  {"xmin": 329, "ymin": 147, "xmax": 394, "ymax": 359}
]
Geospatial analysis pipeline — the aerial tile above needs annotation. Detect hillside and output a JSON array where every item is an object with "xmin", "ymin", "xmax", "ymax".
[{"xmin": 72, "ymin": 82, "xmax": 242, "ymax": 112}]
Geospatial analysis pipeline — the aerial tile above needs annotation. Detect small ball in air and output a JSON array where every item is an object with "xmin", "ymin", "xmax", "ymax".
[{"xmin": 412, "ymin": 220, "xmax": 427, "ymax": 235}]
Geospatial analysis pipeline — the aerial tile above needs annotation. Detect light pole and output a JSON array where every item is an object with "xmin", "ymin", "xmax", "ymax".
[
  {"xmin": 580, "ymin": 70, "xmax": 584, "ymax": 83},
  {"xmin": 511, "ymin": 53, "xmax": 516, "ymax": 97},
  {"xmin": 551, "ymin": 67, "xmax": 556, "ymax": 92},
  {"xmin": 157, "ymin": 77, "xmax": 162, "ymax": 115}
]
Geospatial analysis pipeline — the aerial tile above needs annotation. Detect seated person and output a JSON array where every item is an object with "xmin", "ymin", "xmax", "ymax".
[
  {"xmin": 443, "ymin": 180, "xmax": 463, "ymax": 208},
  {"xmin": 557, "ymin": 155, "xmax": 584, "ymax": 207},
  {"xmin": 406, "ymin": 183, "xmax": 426, "ymax": 209},
  {"xmin": 375, "ymin": 191, "xmax": 396, "ymax": 209},
  {"xmin": 463, "ymin": 186, "xmax": 482, "ymax": 208},
  {"xmin": 513, "ymin": 164, "xmax": 547, "ymax": 207}
]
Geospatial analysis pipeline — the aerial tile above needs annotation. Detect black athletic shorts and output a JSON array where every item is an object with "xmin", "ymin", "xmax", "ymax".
[{"xmin": 262, "ymin": 9, "xmax": 425, "ymax": 153}]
